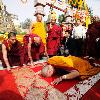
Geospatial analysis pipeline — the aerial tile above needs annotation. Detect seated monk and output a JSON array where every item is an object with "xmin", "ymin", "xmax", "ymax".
[
  {"xmin": 41, "ymin": 56, "xmax": 100, "ymax": 85},
  {"xmin": 23, "ymin": 33, "xmax": 45, "ymax": 66},
  {"xmin": 1, "ymin": 32, "xmax": 25, "ymax": 70}
]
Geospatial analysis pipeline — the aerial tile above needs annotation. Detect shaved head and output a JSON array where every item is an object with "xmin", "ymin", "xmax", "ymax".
[
  {"xmin": 41, "ymin": 65, "xmax": 55, "ymax": 77},
  {"xmin": 34, "ymin": 37, "xmax": 41, "ymax": 44}
]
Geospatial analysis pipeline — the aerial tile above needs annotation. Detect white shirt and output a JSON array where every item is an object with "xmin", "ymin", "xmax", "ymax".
[{"xmin": 72, "ymin": 25, "xmax": 87, "ymax": 39}]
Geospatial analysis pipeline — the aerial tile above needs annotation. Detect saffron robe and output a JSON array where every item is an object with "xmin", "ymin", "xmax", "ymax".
[
  {"xmin": 47, "ymin": 24, "xmax": 62, "ymax": 56},
  {"xmin": 31, "ymin": 21, "xmax": 46, "ymax": 45},
  {"xmin": 47, "ymin": 56, "xmax": 100, "ymax": 80},
  {"xmin": 1, "ymin": 40, "xmax": 24, "ymax": 67},
  {"xmin": 23, "ymin": 34, "xmax": 45, "ymax": 63}
]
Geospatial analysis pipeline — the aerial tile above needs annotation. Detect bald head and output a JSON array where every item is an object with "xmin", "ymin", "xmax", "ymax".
[{"xmin": 41, "ymin": 65, "xmax": 55, "ymax": 77}]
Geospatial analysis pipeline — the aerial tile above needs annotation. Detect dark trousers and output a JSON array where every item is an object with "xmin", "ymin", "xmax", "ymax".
[{"xmin": 74, "ymin": 38, "xmax": 84, "ymax": 57}]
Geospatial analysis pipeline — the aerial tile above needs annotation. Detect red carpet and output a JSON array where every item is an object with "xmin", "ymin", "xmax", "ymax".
[
  {"xmin": 0, "ymin": 70, "xmax": 23, "ymax": 100},
  {"xmin": 0, "ymin": 64, "xmax": 100, "ymax": 100}
]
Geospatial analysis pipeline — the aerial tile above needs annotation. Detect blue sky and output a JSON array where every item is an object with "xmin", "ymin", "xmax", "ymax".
[{"xmin": 3, "ymin": 0, "xmax": 100, "ymax": 22}]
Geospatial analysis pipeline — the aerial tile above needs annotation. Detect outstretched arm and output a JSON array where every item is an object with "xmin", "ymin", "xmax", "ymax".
[
  {"xmin": 2, "ymin": 44, "xmax": 11, "ymax": 70},
  {"xmin": 51, "ymin": 70, "xmax": 79, "ymax": 85},
  {"xmin": 28, "ymin": 37, "xmax": 34, "ymax": 66},
  {"xmin": 44, "ymin": 44, "xmax": 49, "ymax": 59}
]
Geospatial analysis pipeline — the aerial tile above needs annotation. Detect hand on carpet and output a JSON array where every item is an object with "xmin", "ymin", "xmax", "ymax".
[
  {"xmin": 30, "ymin": 60, "xmax": 35, "ymax": 67},
  {"xmin": 7, "ymin": 66, "xmax": 11, "ymax": 71},
  {"xmin": 46, "ymin": 55, "xmax": 49, "ymax": 59},
  {"xmin": 27, "ymin": 62, "xmax": 35, "ymax": 68},
  {"xmin": 51, "ymin": 77, "xmax": 63, "ymax": 85},
  {"xmin": 22, "ymin": 64, "xmax": 27, "ymax": 67},
  {"xmin": 31, "ymin": 63, "xmax": 34, "ymax": 66}
]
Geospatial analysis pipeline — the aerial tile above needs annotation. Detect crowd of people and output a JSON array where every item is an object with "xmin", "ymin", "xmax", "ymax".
[{"xmin": 0, "ymin": 13, "xmax": 100, "ymax": 85}]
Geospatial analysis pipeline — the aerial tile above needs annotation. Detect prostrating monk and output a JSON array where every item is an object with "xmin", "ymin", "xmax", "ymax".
[
  {"xmin": 23, "ymin": 33, "xmax": 45, "ymax": 65},
  {"xmin": 41, "ymin": 56, "xmax": 100, "ymax": 85},
  {"xmin": 1, "ymin": 32, "xmax": 24, "ymax": 70},
  {"xmin": 47, "ymin": 13, "xmax": 62, "ymax": 57}
]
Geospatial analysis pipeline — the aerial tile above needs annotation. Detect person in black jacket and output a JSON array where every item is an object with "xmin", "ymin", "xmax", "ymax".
[{"xmin": 58, "ymin": 30, "xmax": 76, "ymax": 56}]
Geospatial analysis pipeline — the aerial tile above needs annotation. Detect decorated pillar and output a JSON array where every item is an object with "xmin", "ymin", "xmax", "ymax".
[{"xmin": 34, "ymin": 0, "xmax": 46, "ymax": 16}]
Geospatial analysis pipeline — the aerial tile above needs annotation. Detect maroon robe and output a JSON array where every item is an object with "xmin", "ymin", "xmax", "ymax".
[
  {"xmin": 47, "ymin": 24, "xmax": 62, "ymax": 56},
  {"xmin": 0, "ymin": 44, "xmax": 2, "ymax": 60},
  {"xmin": 84, "ymin": 22, "xmax": 100, "ymax": 58},
  {"xmin": 1, "ymin": 39, "xmax": 24, "ymax": 68},
  {"xmin": 23, "ymin": 33, "xmax": 45, "ymax": 63}
]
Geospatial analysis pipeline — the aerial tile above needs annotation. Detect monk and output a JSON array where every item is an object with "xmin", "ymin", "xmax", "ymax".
[
  {"xmin": 1, "ymin": 32, "xmax": 24, "ymax": 70},
  {"xmin": 23, "ymin": 33, "xmax": 45, "ymax": 65},
  {"xmin": 31, "ymin": 13, "xmax": 46, "ymax": 45},
  {"xmin": 84, "ymin": 22, "xmax": 100, "ymax": 59},
  {"xmin": 41, "ymin": 56, "xmax": 100, "ymax": 85},
  {"xmin": 31, "ymin": 13, "xmax": 48, "ymax": 57},
  {"xmin": 47, "ymin": 16, "xmax": 62, "ymax": 57}
]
